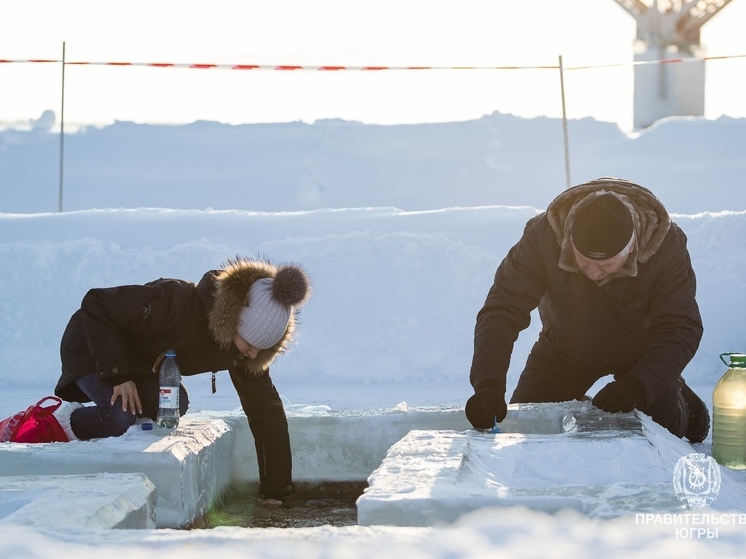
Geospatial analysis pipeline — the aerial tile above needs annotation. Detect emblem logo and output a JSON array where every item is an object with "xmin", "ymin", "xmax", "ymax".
[{"xmin": 672, "ymin": 453, "xmax": 721, "ymax": 508}]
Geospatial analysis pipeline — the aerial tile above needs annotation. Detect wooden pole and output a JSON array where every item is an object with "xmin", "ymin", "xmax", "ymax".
[
  {"xmin": 559, "ymin": 55, "xmax": 571, "ymax": 189},
  {"xmin": 58, "ymin": 42, "xmax": 66, "ymax": 212}
]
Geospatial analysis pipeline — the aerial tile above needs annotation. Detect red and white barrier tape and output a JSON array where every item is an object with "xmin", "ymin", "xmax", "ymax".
[
  {"xmin": 0, "ymin": 60, "xmax": 556, "ymax": 70},
  {"xmin": 0, "ymin": 59, "xmax": 60, "ymax": 64},
  {"xmin": 1, "ymin": 54, "xmax": 744, "ymax": 71}
]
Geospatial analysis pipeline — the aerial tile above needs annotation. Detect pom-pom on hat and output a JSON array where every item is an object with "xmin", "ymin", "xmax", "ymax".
[
  {"xmin": 237, "ymin": 265, "xmax": 309, "ymax": 350},
  {"xmin": 571, "ymin": 193, "xmax": 634, "ymax": 260}
]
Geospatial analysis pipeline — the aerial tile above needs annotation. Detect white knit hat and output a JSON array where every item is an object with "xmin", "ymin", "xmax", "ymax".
[
  {"xmin": 236, "ymin": 266, "xmax": 310, "ymax": 350},
  {"xmin": 237, "ymin": 278, "xmax": 290, "ymax": 349}
]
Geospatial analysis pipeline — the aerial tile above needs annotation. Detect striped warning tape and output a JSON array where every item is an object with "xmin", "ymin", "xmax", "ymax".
[
  {"xmin": 0, "ymin": 59, "xmax": 59, "ymax": 64},
  {"xmin": 0, "ymin": 60, "xmax": 557, "ymax": 70},
  {"xmin": 1, "ymin": 54, "xmax": 744, "ymax": 70}
]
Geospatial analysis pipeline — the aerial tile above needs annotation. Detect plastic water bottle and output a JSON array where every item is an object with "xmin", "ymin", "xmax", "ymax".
[
  {"xmin": 712, "ymin": 353, "xmax": 746, "ymax": 469},
  {"xmin": 156, "ymin": 349, "xmax": 181, "ymax": 429}
]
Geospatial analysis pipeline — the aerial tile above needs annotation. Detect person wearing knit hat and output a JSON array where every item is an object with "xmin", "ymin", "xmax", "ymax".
[
  {"xmin": 466, "ymin": 177, "xmax": 710, "ymax": 446},
  {"xmin": 569, "ymin": 192, "xmax": 637, "ymax": 283},
  {"xmin": 236, "ymin": 267, "xmax": 308, "ymax": 350},
  {"xmin": 51, "ymin": 256, "xmax": 310, "ymax": 503},
  {"xmin": 571, "ymin": 193, "xmax": 634, "ymax": 261}
]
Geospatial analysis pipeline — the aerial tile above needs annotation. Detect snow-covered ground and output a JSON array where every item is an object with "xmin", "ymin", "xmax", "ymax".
[{"xmin": 1, "ymin": 113, "xmax": 746, "ymax": 556}]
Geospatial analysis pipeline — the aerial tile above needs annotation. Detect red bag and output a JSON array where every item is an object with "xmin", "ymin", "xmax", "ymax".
[{"xmin": 0, "ymin": 396, "xmax": 70, "ymax": 443}]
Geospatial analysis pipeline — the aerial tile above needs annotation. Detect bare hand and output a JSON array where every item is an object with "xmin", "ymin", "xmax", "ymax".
[{"xmin": 111, "ymin": 380, "xmax": 142, "ymax": 415}]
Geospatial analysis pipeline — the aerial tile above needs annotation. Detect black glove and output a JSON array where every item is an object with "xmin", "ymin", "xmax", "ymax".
[
  {"xmin": 592, "ymin": 377, "xmax": 644, "ymax": 413},
  {"xmin": 465, "ymin": 388, "xmax": 507, "ymax": 429}
]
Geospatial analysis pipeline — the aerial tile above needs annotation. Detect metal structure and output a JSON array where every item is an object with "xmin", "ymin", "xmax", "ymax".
[{"xmin": 613, "ymin": 1, "xmax": 734, "ymax": 129}]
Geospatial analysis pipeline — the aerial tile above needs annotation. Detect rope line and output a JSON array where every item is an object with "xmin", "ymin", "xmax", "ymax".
[{"xmin": 2, "ymin": 54, "xmax": 744, "ymax": 71}]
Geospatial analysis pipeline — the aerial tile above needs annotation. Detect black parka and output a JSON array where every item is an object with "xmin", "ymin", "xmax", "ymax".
[
  {"xmin": 470, "ymin": 178, "xmax": 703, "ymax": 405},
  {"xmin": 55, "ymin": 258, "xmax": 306, "ymax": 498}
]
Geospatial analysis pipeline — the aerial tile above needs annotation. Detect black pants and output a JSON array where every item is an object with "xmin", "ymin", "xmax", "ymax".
[
  {"xmin": 229, "ymin": 370, "xmax": 292, "ymax": 499},
  {"xmin": 510, "ymin": 337, "xmax": 688, "ymax": 438},
  {"xmin": 72, "ymin": 372, "xmax": 189, "ymax": 439}
]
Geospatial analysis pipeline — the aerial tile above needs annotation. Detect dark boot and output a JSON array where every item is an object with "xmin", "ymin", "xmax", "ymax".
[{"xmin": 680, "ymin": 378, "xmax": 710, "ymax": 443}]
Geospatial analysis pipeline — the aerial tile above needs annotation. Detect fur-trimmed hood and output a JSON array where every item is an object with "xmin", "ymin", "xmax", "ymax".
[
  {"xmin": 202, "ymin": 258, "xmax": 310, "ymax": 374},
  {"xmin": 546, "ymin": 177, "xmax": 671, "ymax": 285}
]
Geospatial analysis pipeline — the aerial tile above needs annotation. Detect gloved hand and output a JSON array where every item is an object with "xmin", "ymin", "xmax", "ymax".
[
  {"xmin": 592, "ymin": 377, "xmax": 644, "ymax": 413},
  {"xmin": 465, "ymin": 388, "xmax": 507, "ymax": 429}
]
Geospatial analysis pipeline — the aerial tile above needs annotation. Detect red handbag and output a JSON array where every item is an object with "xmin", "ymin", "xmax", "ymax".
[{"xmin": 0, "ymin": 396, "xmax": 70, "ymax": 443}]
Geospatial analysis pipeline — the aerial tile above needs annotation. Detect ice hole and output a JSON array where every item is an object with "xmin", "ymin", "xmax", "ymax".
[{"xmin": 186, "ymin": 481, "xmax": 367, "ymax": 529}]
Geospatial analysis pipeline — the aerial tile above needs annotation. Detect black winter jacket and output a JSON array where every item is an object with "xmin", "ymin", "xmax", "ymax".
[
  {"xmin": 55, "ymin": 259, "xmax": 306, "ymax": 498},
  {"xmin": 470, "ymin": 178, "xmax": 703, "ymax": 405}
]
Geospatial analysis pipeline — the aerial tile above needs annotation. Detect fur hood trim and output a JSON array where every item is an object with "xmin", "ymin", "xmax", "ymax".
[
  {"xmin": 208, "ymin": 257, "xmax": 310, "ymax": 374},
  {"xmin": 546, "ymin": 177, "xmax": 671, "ymax": 285}
]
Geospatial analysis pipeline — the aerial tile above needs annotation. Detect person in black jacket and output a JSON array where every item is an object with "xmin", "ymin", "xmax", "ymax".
[
  {"xmin": 54, "ymin": 257, "xmax": 310, "ymax": 501},
  {"xmin": 465, "ymin": 177, "xmax": 710, "ymax": 443}
]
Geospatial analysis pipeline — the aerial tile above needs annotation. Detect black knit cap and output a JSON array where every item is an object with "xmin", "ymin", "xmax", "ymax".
[{"xmin": 571, "ymin": 194, "xmax": 634, "ymax": 260}]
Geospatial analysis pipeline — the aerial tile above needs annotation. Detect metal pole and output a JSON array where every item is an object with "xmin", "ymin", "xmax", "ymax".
[
  {"xmin": 58, "ymin": 42, "xmax": 66, "ymax": 212},
  {"xmin": 558, "ymin": 55, "xmax": 571, "ymax": 189}
]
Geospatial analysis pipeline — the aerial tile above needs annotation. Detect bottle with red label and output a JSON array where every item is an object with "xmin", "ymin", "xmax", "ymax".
[{"xmin": 156, "ymin": 349, "xmax": 181, "ymax": 429}]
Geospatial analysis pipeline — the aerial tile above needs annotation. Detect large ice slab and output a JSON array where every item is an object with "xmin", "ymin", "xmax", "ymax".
[
  {"xmin": 0, "ymin": 417, "xmax": 233, "ymax": 528},
  {"xmin": 0, "ymin": 473, "xmax": 155, "ymax": 529},
  {"xmin": 357, "ymin": 402, "xmax": 709, "ymax": 526}
]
